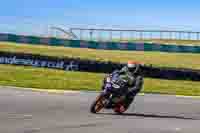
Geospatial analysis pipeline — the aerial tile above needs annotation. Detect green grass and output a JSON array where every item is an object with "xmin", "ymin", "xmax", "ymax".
[
  {"xmin": 0, "ymin": 41, "xmax": 200, "ymax": 96},
  {"xmin": 0, "ymin": 42, "xmax": 200, "ymax": 69},
  {"xmin": 0, "ymin": 64, "xmax": 200, "ymax": 96}
]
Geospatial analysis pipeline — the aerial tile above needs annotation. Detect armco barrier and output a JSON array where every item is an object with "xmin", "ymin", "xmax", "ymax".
[
  {"xmin": 1, "ymin": 33, "xmax": 200, "ymax": 53},
  {"xmin": 0, "ymin": 51, "xmax": 200, "ymax": 81}
]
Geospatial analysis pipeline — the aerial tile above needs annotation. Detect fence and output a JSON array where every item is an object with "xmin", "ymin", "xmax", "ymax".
[{"xmin": 70, "ymin": 28, "xmax": 200, "ymax": 42}]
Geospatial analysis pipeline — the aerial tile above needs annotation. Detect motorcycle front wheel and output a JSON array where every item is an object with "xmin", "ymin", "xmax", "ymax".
[{"xmin": 90, "ymin": 93, "xmax": 106, "ymax": 113}]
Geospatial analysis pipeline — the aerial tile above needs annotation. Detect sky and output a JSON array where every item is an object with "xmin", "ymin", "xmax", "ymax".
[{"xmin": 0, "ymin": 0, "xmax": 200, "ymax": 35}]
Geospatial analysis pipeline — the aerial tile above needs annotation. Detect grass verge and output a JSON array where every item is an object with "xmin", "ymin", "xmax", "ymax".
[
  {"xmin": 0, "ymin": 64, "xmax": 200, "ymax": 96},
  {"xmin": 0, "ymin": 42, "xmax": 200, "ymax": 69}
]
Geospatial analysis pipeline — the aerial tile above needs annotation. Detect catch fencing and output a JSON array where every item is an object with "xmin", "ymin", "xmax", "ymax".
[{"xmin": 70, "ymin": 28, "xmax": 200, "ymax": 42}]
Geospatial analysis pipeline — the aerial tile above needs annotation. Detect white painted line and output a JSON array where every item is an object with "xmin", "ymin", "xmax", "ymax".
[
  {"xmin": 64, "ymin": 90, "xmax": 81, "ymax": 94},
  {"xmin": 175, "ymin": 95, "xmax": 200, "ymax": 99},
  {"xmin": 139, "ymin": 93, "xmax": 145, "ymax": 96}
]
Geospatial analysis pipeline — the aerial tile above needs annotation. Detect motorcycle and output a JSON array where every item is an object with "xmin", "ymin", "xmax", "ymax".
[{"xmin": 90, "ymin": 71, "xmax": 131, "ymax": 114}]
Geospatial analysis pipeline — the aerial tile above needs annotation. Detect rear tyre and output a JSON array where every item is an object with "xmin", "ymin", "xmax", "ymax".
[{"xmin": 114, "ymin": 104, "xmax": 127, "ymax": 114}]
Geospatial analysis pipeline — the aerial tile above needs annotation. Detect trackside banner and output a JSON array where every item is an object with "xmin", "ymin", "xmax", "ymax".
[
  {"xmin": 0, "ymin": 51, "xmax": 120, "ymax": 74},
  {"xmin": 0, "ymin": 51, "xmax": 200, "ymax": 81},
  {"xmin": 0, "ymin": 53, "xmax": 79, "ymax": 71}
]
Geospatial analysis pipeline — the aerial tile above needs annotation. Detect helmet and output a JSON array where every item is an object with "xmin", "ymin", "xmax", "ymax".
[{"xmin": 127, "ymin": 61, "xmax": 141, "ymax": 74}]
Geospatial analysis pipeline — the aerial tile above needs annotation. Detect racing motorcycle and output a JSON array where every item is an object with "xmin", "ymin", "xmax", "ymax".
[{"xmin": 90, "ymin": 71, "xmax": 131, "ymax": 114}]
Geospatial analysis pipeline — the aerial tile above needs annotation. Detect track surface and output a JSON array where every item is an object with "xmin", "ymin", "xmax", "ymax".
[{"xmin": 1, "ymin": 87, "xmax": 200, "ymax": 133}]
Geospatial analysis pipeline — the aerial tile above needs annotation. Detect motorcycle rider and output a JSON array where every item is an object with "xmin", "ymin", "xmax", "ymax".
[
  {"xmin": 103, "ymin": 61, "xmax": 144, "ymax": 112},
  {"xmin": 118, "ymin": 61, "xmax": 144, "ymax": 111}
]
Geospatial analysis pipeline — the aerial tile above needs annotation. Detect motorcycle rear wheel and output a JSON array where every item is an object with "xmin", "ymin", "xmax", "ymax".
[{"xmin": 113, "ymin": 103, "xmax": 127, "ymax": 114}]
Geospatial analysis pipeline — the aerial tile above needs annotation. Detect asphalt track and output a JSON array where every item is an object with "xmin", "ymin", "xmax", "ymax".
[{"xmin": 1, "ymin": 87, "xmax": 200, "ymax": 133}]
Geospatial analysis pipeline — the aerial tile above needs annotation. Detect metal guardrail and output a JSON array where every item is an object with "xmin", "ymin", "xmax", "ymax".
[
  {"xmin": 70, "ymin": 28, "xmax": 200, "ymax": 42},
  {"xmin": 2, "ymin": 25, "xmax": 200, "ymax": 43}
]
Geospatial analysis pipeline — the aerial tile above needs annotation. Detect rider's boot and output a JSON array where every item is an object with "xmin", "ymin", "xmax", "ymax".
[
  {"xmin": 124, "ymin": 93, "xmax": 135, "ymax": 109},
  {"xmin": 105, "ymin": 96, "xmax": 124, "ymax": 109}
]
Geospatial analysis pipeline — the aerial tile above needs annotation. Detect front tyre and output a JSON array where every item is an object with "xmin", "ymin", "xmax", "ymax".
[{"xmin": 90, "ymin": 93, "xmax": 106, "ymax": 113}]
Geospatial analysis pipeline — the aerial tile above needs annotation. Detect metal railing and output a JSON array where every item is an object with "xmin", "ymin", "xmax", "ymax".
[
  {"xmin": 50, "ymin": 27, "xmax": 78, "ymax": 39},
  {"xmin": 70, "ymin": 28, "xmax": 200, "ymax": 42}
]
